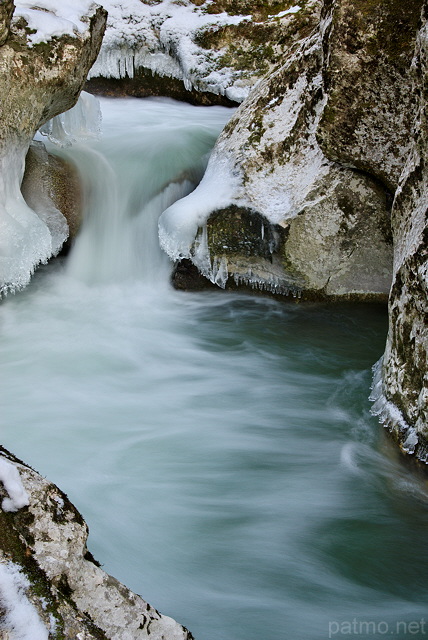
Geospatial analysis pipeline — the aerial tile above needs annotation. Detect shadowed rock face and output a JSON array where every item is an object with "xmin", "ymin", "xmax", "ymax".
[
  {"xmin": 317, "ymin": 0, "xmax": 422, "ymax": 192},
  {"xmin": 378, "ymin": 7, "xmax": 428, "ymax": 461},
  {"xmin": 0, "ymin": 0, "xmax": 14, "ymax": 46}
]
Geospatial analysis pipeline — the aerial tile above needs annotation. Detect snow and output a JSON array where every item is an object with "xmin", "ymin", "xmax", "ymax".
[
  {"xmin": 0, "ymin": 458, "xmax": 29, "ymax": 512},
  {"xmin": 0, "ymin": 562, "xmax": 48, "ymax": 640},
  {"xmin": 88, "ymin": 0, "xmax": 252, "ymax": 101},
  {"xmin": 270, "ymin": 6, "xmax": 302, "ymax": 18},
  {"xmin": 13, "ymin": 0, "xmax": 96, "ymax": 45}
]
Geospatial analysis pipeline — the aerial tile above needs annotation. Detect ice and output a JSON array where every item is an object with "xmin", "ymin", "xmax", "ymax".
[
  {"xmin": 0, "ymin": 92, "xmax": 103, "ymax": 296},
  {"xmin": 0, "ymin": 562, "xmax": 48, "ymax": 639},
  {"xmin": 0, "ymin": 457, "xmax": 29, "ymax": 512},
  {"xmin": 0, "ymin": 149, "xmax": 59, "ymax": 296},
  {"xmin": 369, "ymin": 359, "xmax": 423, "ymax": 457},
  {"xmin": 39, "ymin": 91, "xmax": 101, "ymax": 147},
  {"xmin": 158, "ymin": 154, "xmax": 242, "ymax": 266}
]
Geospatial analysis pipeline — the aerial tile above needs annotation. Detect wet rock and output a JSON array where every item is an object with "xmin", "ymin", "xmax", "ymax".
[
  {"xmin": 375, "ymin": 9, "xmax": 428, "ymax": 462},
  {"xmin": 21, "ymin": 141, "xmax": 82, "ymax": 249}
]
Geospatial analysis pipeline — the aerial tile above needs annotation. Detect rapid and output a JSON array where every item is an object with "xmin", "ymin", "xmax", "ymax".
[{"xmin": 1, "ymin": 97, "xmax": 428, "ymax": 640}]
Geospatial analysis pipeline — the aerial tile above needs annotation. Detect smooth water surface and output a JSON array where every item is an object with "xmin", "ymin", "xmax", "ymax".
[{"xmin": 1, "ymin": 98, "xmax": 428, "ymax": 640}]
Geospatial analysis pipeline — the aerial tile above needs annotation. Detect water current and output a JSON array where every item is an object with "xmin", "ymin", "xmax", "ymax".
[{"xmin": 1, "ymin": 98, "xmax": 428, "ymax": 640}]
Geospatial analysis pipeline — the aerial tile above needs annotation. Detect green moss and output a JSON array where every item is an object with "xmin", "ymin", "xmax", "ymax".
[{"xmin": 206, "ymin": 205, "xmax": 278, "ymax": 258}]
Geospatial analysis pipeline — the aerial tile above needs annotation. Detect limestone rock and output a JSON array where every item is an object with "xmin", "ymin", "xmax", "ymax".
[
  {"xmin": 0, "ymin": 447, "xmax": 193, "ymax": 640},
  {"xmin": 21, "ymin": 141, "xmax": 82, "ymax": 246},
  {"xmin": 373, "ymin": 10, "xmax": 428, "ymax": 461},
  {"xmin": 0, "ymin": 0, "xmax": 14, "ymax": 46},
  {"xmin": 162, "ymin": 2, "xmax": 393, "ymax": 299},
  {"xmin": 317, "ymin": 0, "xmax": 422, "ymax": 191}
]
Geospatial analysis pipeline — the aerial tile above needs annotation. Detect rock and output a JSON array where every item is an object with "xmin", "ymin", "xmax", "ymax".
[
  {"xmin": 21, "ymin": 141, "xmax": 82, "ymax": 251},
  {"xmin": 0, "ymin": 0, "xmax": 14, "ymax": 47},
  {"xmin": 0, "ymin": 447, "xmax": 193, "ymax": 640},
  {"xmin": 160, "ymin": 2, "xmax": 393, "ymax": 300},
  {"xmin": 317, "ymin": 0, "xmax": 421, "ymax": 192},
  {"xmin": 0, "ymin": 2, "xmax": 107, "ymax": 295},
  {"xmin": 372, "ymin": 9, "xmax": 428, "ymax": 462}
]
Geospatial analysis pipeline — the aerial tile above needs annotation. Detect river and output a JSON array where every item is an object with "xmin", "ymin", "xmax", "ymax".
[{"xmin": 1, "ymin": 97, "xmax": 428, "ymax": 640}]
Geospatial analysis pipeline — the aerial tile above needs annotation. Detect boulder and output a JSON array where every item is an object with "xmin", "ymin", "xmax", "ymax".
[
  {"xmin": 161, "ymin": 2, "xmax": 393, "ymax": 300},
  {"xmin": 0, "ymin": 447, "xmax": 193, "ymax": 639}
]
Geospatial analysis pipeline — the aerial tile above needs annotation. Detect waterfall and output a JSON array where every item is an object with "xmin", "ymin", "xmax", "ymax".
[{"xmin": 41, "ymin": 94, "xmax": 233, "ymax": 288}]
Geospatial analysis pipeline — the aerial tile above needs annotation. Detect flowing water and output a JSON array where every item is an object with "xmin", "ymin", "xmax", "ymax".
[{"xmin": 1, "ymin": 98, "xmax": 428, "ymax": 640}]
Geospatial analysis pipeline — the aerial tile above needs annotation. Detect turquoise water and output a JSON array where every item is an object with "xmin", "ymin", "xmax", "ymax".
[{"xmin": 1, "ymin": 98, "xmax": 427, "ymax": 640}]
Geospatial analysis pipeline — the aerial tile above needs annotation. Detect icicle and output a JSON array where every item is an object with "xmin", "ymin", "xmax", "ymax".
[{"xmin": 39, "ymin": 92, "xmax": 101, "ymax": 147}]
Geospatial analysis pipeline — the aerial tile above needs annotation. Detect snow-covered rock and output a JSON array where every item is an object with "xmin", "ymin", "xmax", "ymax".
[
  {"xmin": 160, "ymin": 3, "xmax": 393, "ymax": 299},
  {"xmin": 87, "ymin": 0, "xmax": 321, "ymax": 103},
  {"xmin": 0, "ymin": 447, "xmax": 193, "ymax": 639}
]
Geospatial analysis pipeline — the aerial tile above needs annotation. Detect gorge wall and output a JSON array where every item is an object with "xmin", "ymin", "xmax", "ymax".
[{"xmin": 153, "ymin": 0, "xmax": 427, "ymax": 462}]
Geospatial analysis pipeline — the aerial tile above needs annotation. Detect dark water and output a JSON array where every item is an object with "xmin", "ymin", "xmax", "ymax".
[{"xmin": 1, "ymin": 98, "xmax": 427, "ymax": 640}]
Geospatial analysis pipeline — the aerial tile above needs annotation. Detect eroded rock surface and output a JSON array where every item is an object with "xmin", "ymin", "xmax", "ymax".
[
  {"xmin": 0, "ymin": 447, "xmax": 193, "ymax": 639},
  {"xmin": 162, "ymin": 0, "xmax": 393, "ymax": 299},
  {"xmin": 372, "ymin": 8, "xmax": 428, "ymax": 462}
]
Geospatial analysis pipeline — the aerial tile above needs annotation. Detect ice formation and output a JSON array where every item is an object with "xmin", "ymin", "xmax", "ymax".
[
  {"xmin": 0, "ymin": 562, "xmax": 48, "ymax": 639},
  {"xmin": 0, "ymin": 457, "xmax": 29, "ymax": 512},
  {"xmin": 0, "ymin": 149, "xmax": 59, "ymax": 296},
  {"xmin": 88, "ymin": 0, "xmax": 252, "ymax": 102},
  {"xmin": 370, "ymin": 359, "xmax": 423, "ymax": 458},
  {"xmin": 1, "ymin": 91, "xmax": 101, "ymax": 296},
  {"xmin": 158, "ymin": 153, "xmax": 243, "ymax": 283},
  {"xmin": 39, "ymin": 91, "xmax": 102, "ymax": 146}
]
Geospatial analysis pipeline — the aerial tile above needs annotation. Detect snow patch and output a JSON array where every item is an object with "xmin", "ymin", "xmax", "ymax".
[
  {"xmin": 13, "ymin": 0, "xmax": 96, "ymax": 45},
  {"xmin": 270, "ymin": 6, "xmax": 302, "ymax": 18},
  {"xmin": 0, "ymin": 562, "xmax": 48, "ymax": 640},
  {"xmin": 0, "ymin": 458, "xmax": 29, "ymax": 513}
]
